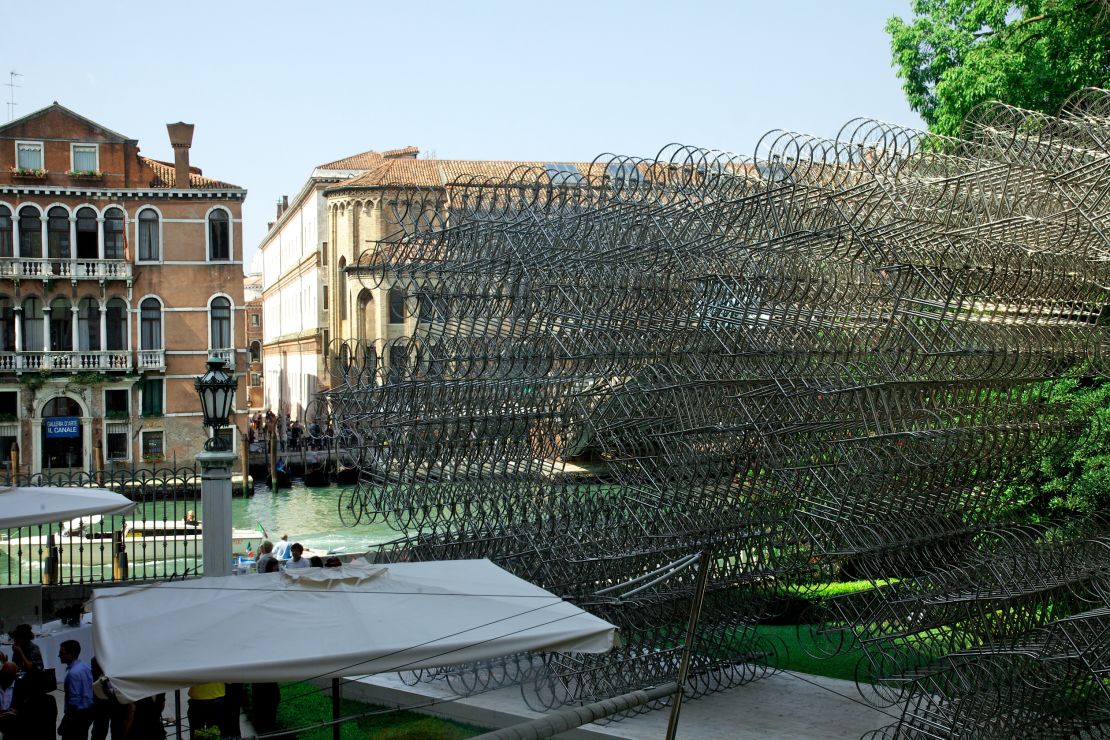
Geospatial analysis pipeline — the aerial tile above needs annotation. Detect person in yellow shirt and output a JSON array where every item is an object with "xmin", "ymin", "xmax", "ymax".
[{"xmin": 187, "ymin": 682, "xmax": 225, "ymax": 739}]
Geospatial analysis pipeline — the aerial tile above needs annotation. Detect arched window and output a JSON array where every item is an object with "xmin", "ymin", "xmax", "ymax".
[
  {"xmin": 0, "ymin": 205, "xmax": 12, "ymax": 258},
  {"xmin": 103, "ymin": 207, "xmax": 125, "ymax": 260},
  {"xmin": 140, "ymin": 298, "xmax": 162, "ymax": 350},
  {"xmin": 105, "ymin": 298, "xmax": 127, "ymax": 351},
  {"xmin": 21, "ymin": 297, "xmax": 43, "ymax": 351},
  {"xmin": 77, "ymin": 297, "xmax": 100, "ymax": 351},
  {"xmin": 210, "ymin": 297, "xmax": 231, "ymax": 349},
  {"xmin": 42, "ymin": 396, "xmax": 81, "ymax": 417},
  {"xmin": 137, "ymin": 208, "xmax": 160, "ymax": 261},
  {"xmin": 47, "ymin": 207, "xmax": 70, "ymax": 261},
  {"xmin": 49, "ymin": 297, "xmax": 72, "ymax": 351},
  {"xmin": 249, "ymin": 341, "xmax": 261, "ymax": 363},
  {"xmin": 357, "ymin": 289, "xmax": 373, "ymax": 342},
  {"xmin": 388, "ymin": 287, "xmax": 406, "ymax": 325},
  {"xmin": 0, "ymin": 297, "xmax": 14, "ymax": 352},
  {"xmin": 338, "ymin": 257, "xmax": 347, "ymax": 320},
  {"xmin": 208, "ymin": 210, "xmax": 230, "ymax": 261},
  {"xmin": 18, "ymin": 206, "xmax": 41, "ymax": 258},
  {"xmin": 75, "ymin": 207, "xmax": 98, "ymax": 259}
]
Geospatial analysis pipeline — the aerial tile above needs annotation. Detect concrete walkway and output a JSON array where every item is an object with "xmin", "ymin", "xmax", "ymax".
[{"xmin": 337, "ymin": 671, "xmax": 899, "ymax": 740}]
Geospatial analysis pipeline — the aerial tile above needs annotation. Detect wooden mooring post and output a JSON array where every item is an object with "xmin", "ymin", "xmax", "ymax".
[
  {"xmin": 269, "ymin": 428, "xmax": 279, "ymax": 491},
  {"xmin": 241, "ymin": 431, "xmax": 250, "ymax": 497},
  {"xmin": 9, "ymin": 442, "xmax": 18, "ymax": 485},
  {"xmin": 94, "ymin": 445, "xmax": 104, "ymax": 486}
]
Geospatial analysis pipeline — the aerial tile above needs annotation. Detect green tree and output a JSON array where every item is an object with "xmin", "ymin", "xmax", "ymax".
[{"xmin": 887, "ymin": 0, "xmax": 1110, "ymax": 136}]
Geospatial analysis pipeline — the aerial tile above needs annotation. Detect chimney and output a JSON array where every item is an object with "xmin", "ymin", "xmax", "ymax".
[
  {"xmin": 267, "ymin": 221, "xmax": 274, "ymax": 231},
  {"xmin": 276, "ymin": 199, "xmax": 284, "ymax": 219},
  {"xmin": 166, "ymin": 122, "xmax": 195, "ymax": 189},
  {"xmin": 282, "ymin": 195, "xmax": 289, "ymax": 211}
]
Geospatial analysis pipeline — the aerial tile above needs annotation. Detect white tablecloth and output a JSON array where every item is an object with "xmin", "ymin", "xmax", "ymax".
[{"xmin": 1, "ymin": 614, "xmax": 94, "ymax": 672}]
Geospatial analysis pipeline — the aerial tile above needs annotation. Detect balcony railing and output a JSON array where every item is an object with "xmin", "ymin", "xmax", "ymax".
[
  {"xmin": 138, "ymin": 350, "xmax": 165, "ymax": 370},
  {"xmin": 0, "ymin": 258, "xmax": 132, "ymax": 281},
  {"xmin": 0, "ymin": 351, "xmax": 133, "ymax": 371},
  {"xmin": 209, "ymin": 348, "xmax": 234, "ymax": 369}
]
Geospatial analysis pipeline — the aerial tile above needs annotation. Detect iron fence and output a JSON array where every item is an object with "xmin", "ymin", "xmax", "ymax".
[{"xmin": 0, "ymin": 465, "xmax": 223, "ymax": 585}]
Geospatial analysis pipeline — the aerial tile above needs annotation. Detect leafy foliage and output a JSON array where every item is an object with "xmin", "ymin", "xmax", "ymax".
[
  {"xmin": 1000, "ymin": 377, "xmax": 1110, "ymax": 518},
  {"xmin": 887, "ymin": 0, "xmax": 1110, "ymax": 135}
]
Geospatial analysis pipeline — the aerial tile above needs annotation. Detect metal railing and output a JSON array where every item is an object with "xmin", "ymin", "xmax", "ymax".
[
  {"xmin": 0, "ymin": 466, "xmax": 257, "ymax": 586},
  {"xmin": 0, "ymin": 257, "xmax": 132, "ymax": 280}
]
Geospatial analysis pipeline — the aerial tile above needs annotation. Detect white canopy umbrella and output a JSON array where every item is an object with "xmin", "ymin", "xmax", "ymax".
[
  {"xmin": 0, "ymin": 486, "xmax": 136, "ymax": 528},
  {"xmin": 92, "ymin": 559, "xmax": 618, "ymax": 701}
]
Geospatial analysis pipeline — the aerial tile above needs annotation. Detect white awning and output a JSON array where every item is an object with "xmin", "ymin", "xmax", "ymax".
[
  {"xmin": 0, "ymin": 486, "xmax": 136, "ymax": 529},
  {"xmin": 92, "ymin": 559, "xmax": 617, "ymax": 701}
]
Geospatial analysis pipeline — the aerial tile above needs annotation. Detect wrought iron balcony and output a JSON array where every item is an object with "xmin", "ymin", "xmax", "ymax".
[
  {"xmin": 0, "ymin": 258, "xmax": 132, "ymax": 281},
  {"xmin": 0, "ymin": 350, "xmax": 133, "ymax": 371}
]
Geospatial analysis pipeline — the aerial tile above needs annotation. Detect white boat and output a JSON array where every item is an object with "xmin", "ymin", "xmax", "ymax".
[{"xmin": 0, "ymin": 518, "xmax": 270, "ymax": 567}]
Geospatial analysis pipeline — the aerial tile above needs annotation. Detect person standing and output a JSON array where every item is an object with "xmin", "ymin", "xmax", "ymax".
[
  {"xmin": 7, "ymin": 625, "xmax": 43, "ymax": 672},
  {"xmin": 58, "ymin": 640, "xmax": 94, "ymax": 740},
  {"xmin": 186, "ymin": 682, "xmax": 225, "ymax": 739},
  {"xmin": 272, "ymin": 534, "xmax": 292, "ymax": 561}
]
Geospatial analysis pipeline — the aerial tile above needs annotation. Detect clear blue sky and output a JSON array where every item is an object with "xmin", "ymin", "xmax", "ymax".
[{"xmin": 4, "ymin": 1, "xmax": 923, "ymax": 271}]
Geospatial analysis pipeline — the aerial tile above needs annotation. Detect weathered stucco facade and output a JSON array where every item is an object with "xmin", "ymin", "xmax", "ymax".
[{"xmin": 0, "ymin": 104, "xmax": 247, "ymax": 473}]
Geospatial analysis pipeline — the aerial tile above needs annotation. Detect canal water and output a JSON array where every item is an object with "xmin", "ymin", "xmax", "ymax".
[
  {"xmin": 0, "ymin": 481, "xmax": 410, "ymax": 584},
  {"xmin": 233, "ymin": 481, "xmax": 409, "ymax": 555}
]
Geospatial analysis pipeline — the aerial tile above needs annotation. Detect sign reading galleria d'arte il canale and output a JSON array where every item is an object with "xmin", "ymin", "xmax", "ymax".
[{"xmin": 45, "ymin": 417, "xmax": 80, "ymax": 438}]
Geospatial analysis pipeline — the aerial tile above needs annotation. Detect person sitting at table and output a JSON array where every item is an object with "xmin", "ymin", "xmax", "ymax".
[
  {"xmin": 284, "ymin": 543, "xmax": 310, "ymax": 570},
  {"xmin": 256, "ymin": 540, "xmax": 276, "ymax": 574},
  {"xmin": 1, "ymin": 658, "xmax": 56, "ymax": 739},
  {"xmin": 7, "ymin": 625, "xmax": 42, "ymax": 672},
  {"xmin": 0, "ymin": 662, "xmax": 17, "ymax": 737}
]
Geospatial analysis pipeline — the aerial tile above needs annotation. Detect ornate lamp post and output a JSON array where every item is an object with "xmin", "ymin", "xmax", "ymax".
[
  {"xmin": 194, "ymin": 356, "xmax": 238, "ymax": 576},
  {"xmin": 195, "ymin": 357, "xmax": 237, "ymax": 450}
]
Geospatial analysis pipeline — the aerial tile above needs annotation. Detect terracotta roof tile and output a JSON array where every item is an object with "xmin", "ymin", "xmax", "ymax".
[
  {"xmin": 328, "ymin": 158, "xmax": 604, "ymax": 191},
  {"xmin": 316, "ymin": 150, "xmax": 385, "ymax": 170},
  {"xmin": 140, "ymin": 156, "xmax": 241, "ymax": 190}
]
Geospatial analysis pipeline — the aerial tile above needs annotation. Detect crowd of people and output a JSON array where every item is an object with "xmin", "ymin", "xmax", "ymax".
[
  {"xmin": 247, "ymin": 411, "xmax": 330, "ymax": 452},
  {"xmin": 0, "ymin": 535, "xmax": 349, "ymax": 738},
  {"xmin": 0, "ymin": 622, "xmax": 293, "ymax": 739}
]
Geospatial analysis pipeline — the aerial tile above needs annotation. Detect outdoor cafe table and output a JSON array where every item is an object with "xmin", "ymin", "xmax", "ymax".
[{"xmin": 1, "ymin": 613, "xmax": 94, "ymax": 672}]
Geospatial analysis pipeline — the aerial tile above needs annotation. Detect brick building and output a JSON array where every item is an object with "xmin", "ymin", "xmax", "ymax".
[
  {"xmin": 0, "ymin": 103, "xmax": 247, "ymax": 474},
  {"xmin": 243, "ymin": 272, "xmax": 262, "ymax": 413}
]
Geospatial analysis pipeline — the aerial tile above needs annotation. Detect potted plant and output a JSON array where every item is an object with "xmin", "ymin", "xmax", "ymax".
[
  {"xmin": 66, "ymin": 169, "xmax": 103, "ymax": 180},
  {"xmin": 10, "ymin": 167, "xmax": 47, "ymax": 179}
]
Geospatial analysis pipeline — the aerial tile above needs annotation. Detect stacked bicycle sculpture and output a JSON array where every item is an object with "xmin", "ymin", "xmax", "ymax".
[{"xmin": 315, "ymin": 88, "xmax": 1110, "ymax": 737}]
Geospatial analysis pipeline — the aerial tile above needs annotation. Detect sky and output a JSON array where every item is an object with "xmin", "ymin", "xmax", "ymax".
[{"xmin": 3, "ymin": 1, "xmax": 923, "ymax": 272}]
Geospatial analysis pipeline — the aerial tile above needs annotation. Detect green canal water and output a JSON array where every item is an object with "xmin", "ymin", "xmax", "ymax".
[
  {"xmin": 235, "ymin": 481, "xmax": 409, "ymax": 554},
  {"xmin": 0, "ymin": 482, "xmax": 410, "ymax": 584}
]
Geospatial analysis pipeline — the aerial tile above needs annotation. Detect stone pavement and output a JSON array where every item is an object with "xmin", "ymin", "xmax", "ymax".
[{"xmin": 337, "ymin": 670, "xmax": 899, "ymax": 740}]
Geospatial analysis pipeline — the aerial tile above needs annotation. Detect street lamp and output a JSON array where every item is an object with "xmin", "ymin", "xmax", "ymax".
[
  {"xmin": 194, "ymin": 356, "xmax": 237, "ymax": 451},
  {"xmin": 194, "ymin": 355, "xmax": 238, "ymax": 577}
]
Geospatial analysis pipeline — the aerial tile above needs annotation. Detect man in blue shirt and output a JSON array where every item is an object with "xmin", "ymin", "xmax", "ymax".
[{"xmin": 58, "ymin": 640, "xmax": 93, "ymax": 740}]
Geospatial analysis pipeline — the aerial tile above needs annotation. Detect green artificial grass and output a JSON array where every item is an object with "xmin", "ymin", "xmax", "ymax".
[
  {"xmin": 264, "ymin": 682, "xmax": 489, "ymax": 739},
  {"xmin": 752, "ymin": 624, "xmax": 870, "ymax": 682}
]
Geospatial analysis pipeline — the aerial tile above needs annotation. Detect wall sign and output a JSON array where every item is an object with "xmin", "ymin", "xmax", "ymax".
[{"xmin": 45, "ymin": 417, "xmax": 80, "ymax": 438}]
